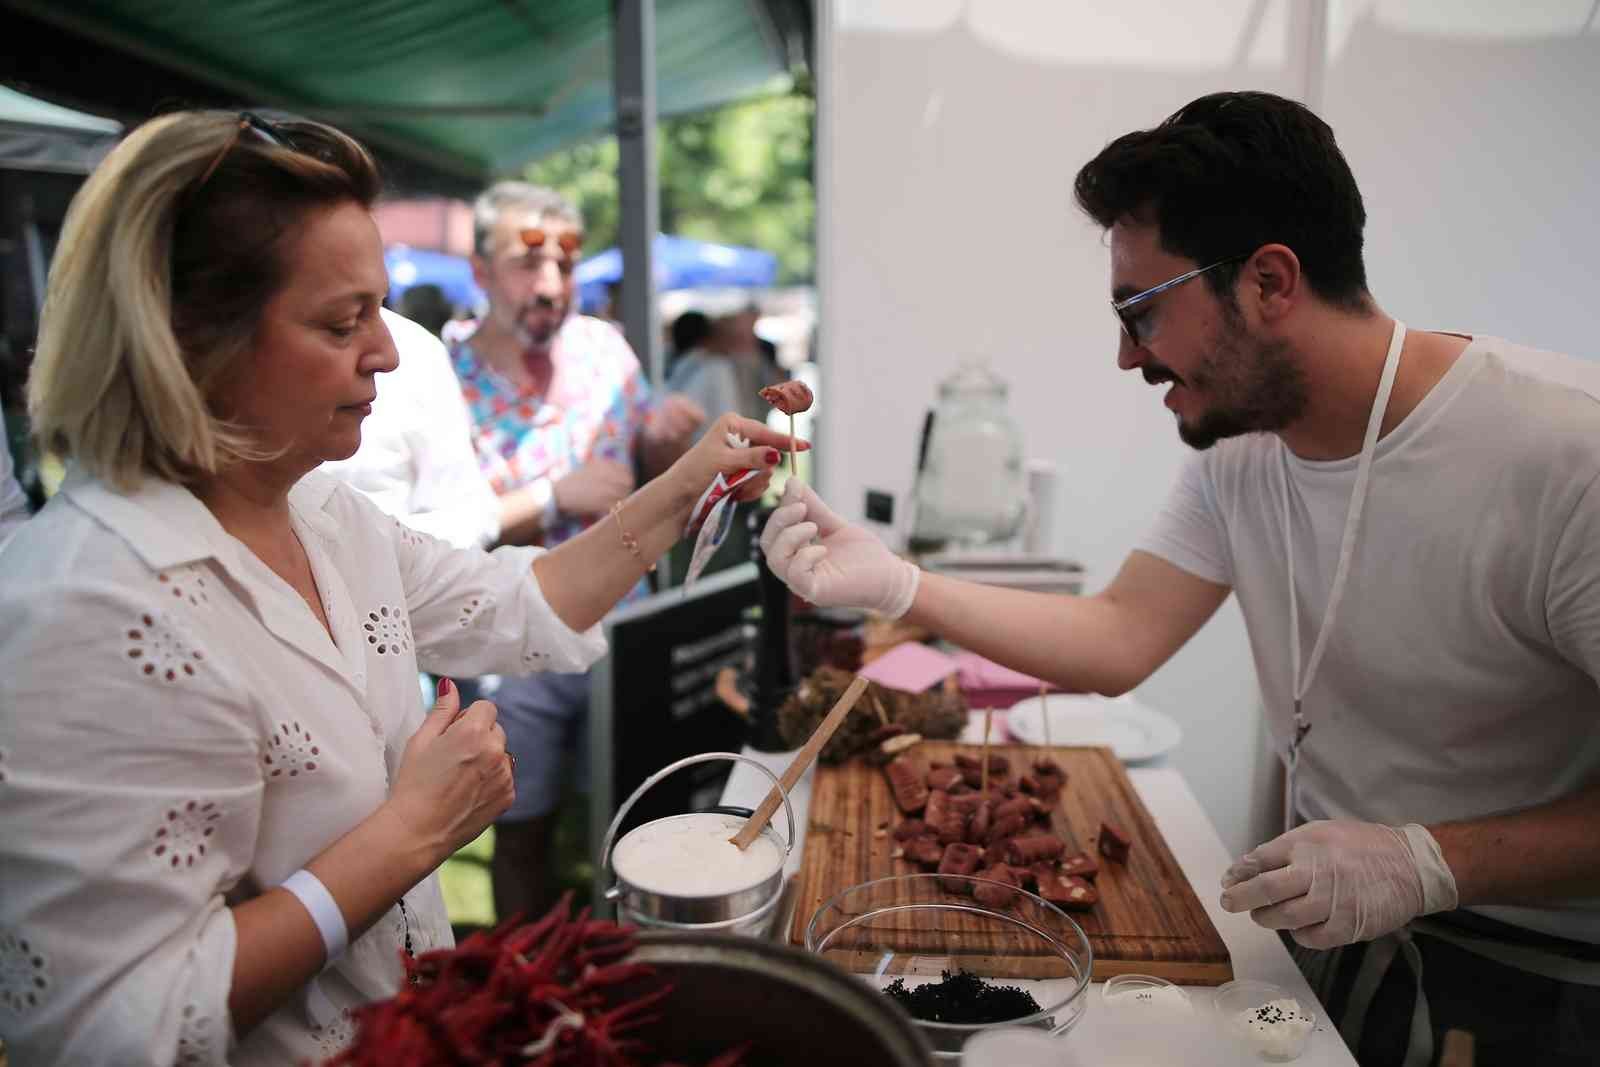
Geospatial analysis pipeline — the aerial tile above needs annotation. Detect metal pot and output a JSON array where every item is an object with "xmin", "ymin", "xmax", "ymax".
[
  {"xmin": 629, "ymin": 931, "xmax": 935, "ymax": 1066},
  {"xmin": 601, "ymin": 752, "xmax": 795, "ymax": 935}
]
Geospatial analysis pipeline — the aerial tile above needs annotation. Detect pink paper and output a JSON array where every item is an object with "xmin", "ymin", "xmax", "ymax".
[
  {"xmin": 953, "ymin": 650, "xmax": 1051, "ymax": 692},
  {"xmin": 857, "ymin": 642, "xmax": 958, "ymax": 693}
]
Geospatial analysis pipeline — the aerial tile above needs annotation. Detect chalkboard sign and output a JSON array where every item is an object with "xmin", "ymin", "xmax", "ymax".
[{"xmin": 589, "ymin": 562, "xmax": 760, "ymax": 903}]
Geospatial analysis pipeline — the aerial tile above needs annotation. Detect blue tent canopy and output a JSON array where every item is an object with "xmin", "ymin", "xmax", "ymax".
[
  {"xmin": 384, "ymin": 245, "xmax": 486, "ymax": 311},
  {"xmin": 575, "ymin": 234, "xmax": 777, "ymax": 311}
]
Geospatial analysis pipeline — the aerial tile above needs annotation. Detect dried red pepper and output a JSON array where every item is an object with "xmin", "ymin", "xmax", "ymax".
[{"xmin": 326, "ymin": 893, "xmax": 749, "ymax": 1067}]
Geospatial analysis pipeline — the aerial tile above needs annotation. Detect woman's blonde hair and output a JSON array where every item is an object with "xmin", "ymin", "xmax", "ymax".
[{"xmin": 28, "ymin": 110, "xmax": 381, "ymax": 491}]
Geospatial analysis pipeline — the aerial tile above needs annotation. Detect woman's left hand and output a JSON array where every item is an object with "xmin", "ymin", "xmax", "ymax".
[{"xmin": 668, "ymin": 412, "xmax": 809, "ymax": 509}]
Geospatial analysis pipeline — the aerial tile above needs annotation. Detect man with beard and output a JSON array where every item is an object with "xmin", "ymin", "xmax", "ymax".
[
  {"xmin": 451, "ymin": 182, "xmax": 703, "ymax": 922},
  {"xmin": 760, "ymin": 92, "xmax": 1600, "ymax": 1065}
]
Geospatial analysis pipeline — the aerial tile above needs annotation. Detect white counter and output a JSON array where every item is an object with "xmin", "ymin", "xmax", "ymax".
[{"xmin": 720, "ymin": 747, "xmax": 1357, "ymax": 1066}]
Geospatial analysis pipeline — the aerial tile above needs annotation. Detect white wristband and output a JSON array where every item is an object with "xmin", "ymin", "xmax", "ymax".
[{"xmin": 280, "ymin": 869, "xmax": 349, "ymax": 965}]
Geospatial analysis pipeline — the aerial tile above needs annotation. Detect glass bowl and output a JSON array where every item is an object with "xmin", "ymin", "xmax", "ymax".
[
  {"xmin": 1213, "ymin": 979, "xmax": 1317, "ymax": 1062},
  {"xmin": 805, "ymin": 873, "xmax": 1093, "ymax": 1061}
]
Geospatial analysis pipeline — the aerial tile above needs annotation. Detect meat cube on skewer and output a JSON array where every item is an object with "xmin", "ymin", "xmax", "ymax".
[
  {"xmin": 1098, "ymin": 822, "xmax": 1133, "ymax": 864},
  {"xmin": 885, "ymin": 756, "xmax": 929, "ymax": 814},
  {"xmin": 982, "ymin": 838, "xmax": 1013, "ymax": 868},
  {"xmin": 759, "ymin": 380, "xmax": 814, "ymax": 415},
  {"xmin": 923, "ymin": 789, "xmax": 951, "ymax": 828},
  {"xmin": 926, "ymin": 766, "xmax": 965, "ymax": 792},
  {"xmin": 938, "ymin": 842, "xmax": 983, "ymax": 892}
]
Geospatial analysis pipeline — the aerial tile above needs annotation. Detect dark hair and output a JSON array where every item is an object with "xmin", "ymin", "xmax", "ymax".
[
  {"xmin": 397, "ymin": 284, "xmax": 453, "ymax": 337},
  {"xmin": 171, "ymin": 112, "xmax": 383, "ymax": 374},
  {"xmin": 1074, "ymin": 91, "xmax": 1368, "ymax": 309},
  {"xmin": 671, "ymin": 310, "xmax": 712, "ymax": 355}
]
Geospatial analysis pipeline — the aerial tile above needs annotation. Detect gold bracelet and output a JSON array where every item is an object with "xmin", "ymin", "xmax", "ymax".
[{"xmin": 610, "ymin": 499, "xmax": 655, "ymax": 572}]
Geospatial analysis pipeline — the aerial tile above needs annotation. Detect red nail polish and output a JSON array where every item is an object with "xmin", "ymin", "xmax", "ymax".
[
  {"xmin": 436, "ymin": 677, "xmax": 452, "ymax": 699},
  {"xmin": 765, "ymin": 449, "xmax": 781, "ymax": 465}
]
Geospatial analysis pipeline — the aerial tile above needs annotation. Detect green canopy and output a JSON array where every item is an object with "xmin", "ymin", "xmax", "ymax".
[{"xmin": 1, "ymin": 0, "xmax": 809, "ymax": 192}]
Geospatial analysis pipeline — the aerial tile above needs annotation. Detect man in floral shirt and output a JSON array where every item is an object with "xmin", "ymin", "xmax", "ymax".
[{"xmin": 452, "ymin": 182, "xmax": 703, "ymax": 919}]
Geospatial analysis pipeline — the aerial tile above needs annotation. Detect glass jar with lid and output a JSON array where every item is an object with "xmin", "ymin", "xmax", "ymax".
[{"xmin": 911, "ymin": 360, "xmax": 1027, "ymax": 552}]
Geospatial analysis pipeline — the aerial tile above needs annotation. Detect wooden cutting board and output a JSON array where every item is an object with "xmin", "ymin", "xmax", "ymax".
[{"xmin": 788, "ymin": 741, "xmax": 1233, "ymax": 985}]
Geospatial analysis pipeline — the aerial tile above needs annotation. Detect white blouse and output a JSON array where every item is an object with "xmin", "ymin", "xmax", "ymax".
[{"xmin": 0, "ymin": 467, "xmax": 606, "ymax": 1065}]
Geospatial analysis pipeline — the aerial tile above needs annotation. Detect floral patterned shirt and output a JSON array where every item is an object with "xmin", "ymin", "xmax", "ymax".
[{"xmin": 450, "ymin": 314, "xmax": 656, "ymax": 551}]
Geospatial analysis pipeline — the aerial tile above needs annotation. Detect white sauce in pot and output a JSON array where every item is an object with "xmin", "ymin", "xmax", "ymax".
[{"xmin": 613, "ymin": 812, "xmax": 785, "ymax": 897}]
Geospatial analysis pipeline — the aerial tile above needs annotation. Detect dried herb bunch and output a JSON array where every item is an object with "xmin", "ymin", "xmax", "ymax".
[
  {"xmin": 326, "ymin": 893, "xmax": 749, "ymax": 1067},
  {"xmin": 777, "ymin": 666, "xmax": 967, "ymax": 763}
]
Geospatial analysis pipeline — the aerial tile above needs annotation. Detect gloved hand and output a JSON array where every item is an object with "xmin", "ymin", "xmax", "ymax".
[
  {"xmin": 1219, "ymin": 820, "xmax": 1458, "ymax": 949},
  {"xmin": 759, "ymin": 479, "xmax": 920, "ymax": 619}
]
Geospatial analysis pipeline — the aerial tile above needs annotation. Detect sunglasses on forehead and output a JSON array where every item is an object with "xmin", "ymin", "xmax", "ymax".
[
  {"xmin": 196, "ymin": 112, "xmax": 294, "ymax": 187},
  {"xmin": 519, "ymin": 227, "xmax": 583, "ymax": 256}
]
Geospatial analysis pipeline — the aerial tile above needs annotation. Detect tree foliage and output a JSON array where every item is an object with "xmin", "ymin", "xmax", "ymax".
[{"xmin": 525, "ymin": 88, "xmax": 815, "ymax": 284}]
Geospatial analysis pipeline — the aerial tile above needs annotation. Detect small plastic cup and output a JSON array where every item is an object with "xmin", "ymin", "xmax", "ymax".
[
  {"xmin": 1212, "ymin": 979, "xmax": 1316, "ymax": 1062},
  {"xmin": 1100, "ymin": 974, "xmax": 1195, "ymax": 1018}
]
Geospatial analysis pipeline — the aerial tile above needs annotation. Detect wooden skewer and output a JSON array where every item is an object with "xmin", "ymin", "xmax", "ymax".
[
  {"xmin": 1039, "ymin": 681, "xmax": 1053, "ymax": 751},
  {"xmin": 980, "ymin": 707, "xmax": 994, "ymax": 795},
  {"xmin": 730, "ymin": 674, "xmax": 870, "ymax": 850},
  {"xmin": 868, "ymin": 688, "xmax": 889, "ymax": 727},
  {"xmin": 788, "ymin": 412, "xmax": 798, "ymax": 477}
]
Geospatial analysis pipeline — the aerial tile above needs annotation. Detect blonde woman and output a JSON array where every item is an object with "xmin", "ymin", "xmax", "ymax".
[{"xmin": 0, "ymin": 110, "xmax": 796, "ymax": 1065}]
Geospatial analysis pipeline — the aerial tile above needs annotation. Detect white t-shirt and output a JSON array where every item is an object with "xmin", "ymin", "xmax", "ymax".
[
  {"xmin": 0, "ymin": 468, "xmax": 605, "ymax": 1065},
  {"xmin": 0, "ymin": 405, "xmax": 29, "ymax": 549},
  {"xmin": 1140, "ymin": 335, "xmax": 1600, "ymax": 945},
  {"xmin": 321, "ymin": 309, "xmax": 500, "ymax": 549}
]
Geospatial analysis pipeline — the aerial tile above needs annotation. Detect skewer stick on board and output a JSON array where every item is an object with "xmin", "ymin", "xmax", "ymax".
[
  {"xmin": 980, "ymin": 707, "xmax": 994, "ymax": 794},
  {"xmin": 1039, "ymin": 681, "xmax": 1053, "ymax": 750},
  {"xmin": 730, "ymin": 674, "xmax": 870, "ymax": 850},
  {"xmin": 868, "ymin": 688, "xmax": 889, "ymax": 727}
]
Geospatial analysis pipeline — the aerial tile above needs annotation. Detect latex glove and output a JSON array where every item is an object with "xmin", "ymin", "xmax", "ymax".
[
  {"xmin": 759, "ymin": 478, "xmax": 920, "ymax": 618},
  {"xmin": 1219, "ymin": 820, "xmax": 1458, "ymax": 949}
]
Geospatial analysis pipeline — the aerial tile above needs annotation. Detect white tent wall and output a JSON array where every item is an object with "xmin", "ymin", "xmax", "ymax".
[{"xmin": 814, "ymin": 0, "xmax": 1600, "ymax": 858}]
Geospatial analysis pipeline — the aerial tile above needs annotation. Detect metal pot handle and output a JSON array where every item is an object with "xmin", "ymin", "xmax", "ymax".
[{"xmin": 601, "ymin": 751, "xmax": 797, "ymax": 883}]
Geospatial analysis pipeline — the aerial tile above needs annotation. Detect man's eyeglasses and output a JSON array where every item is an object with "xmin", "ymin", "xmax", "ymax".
[
  {"xmin": 519, "ymin": 227, "xmax": 584, "ymax": 257},
  {"xmin": 197, "ymin": 112, "xmax": 292, "ymax": 187},
  {"xmin": 1112, "ymin": 254, "xmax": 1247, "ymax": 345}
]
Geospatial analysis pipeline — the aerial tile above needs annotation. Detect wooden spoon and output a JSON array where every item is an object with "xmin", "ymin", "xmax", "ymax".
[{"xmin": 730, "ymin": 674, "xmax": 870, "ymax": 850}]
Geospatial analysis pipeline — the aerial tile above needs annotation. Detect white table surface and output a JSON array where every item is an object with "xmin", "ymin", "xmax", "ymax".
[{"xmin": 720, "ymin": 727, "xmax": 1357, "ymax": 1066}]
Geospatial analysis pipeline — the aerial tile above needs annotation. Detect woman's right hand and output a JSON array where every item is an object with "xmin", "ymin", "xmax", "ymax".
[
  {"xmin": 384, "ymin": 680, "xmax": 514, "ymax": 861},
  {"xmin": 760, "ymin": 479, "xmax": 921, "ymax": 619}
]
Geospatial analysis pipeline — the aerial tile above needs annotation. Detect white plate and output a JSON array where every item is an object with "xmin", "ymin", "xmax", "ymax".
[{"xmin": 1004, "ymin": 692, "xmax": 1182, "ymax": 763}]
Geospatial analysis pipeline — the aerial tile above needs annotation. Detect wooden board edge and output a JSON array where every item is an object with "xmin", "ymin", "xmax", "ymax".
[{"xmin": 1091, "ymin": 956, "xmax": 1234, "ymax": 986}]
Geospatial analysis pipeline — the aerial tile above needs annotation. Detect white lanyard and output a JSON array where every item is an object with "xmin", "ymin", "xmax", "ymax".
[{"xmin": 1281, "ymin": 318, "xmax": 1406, "ymax": 833}]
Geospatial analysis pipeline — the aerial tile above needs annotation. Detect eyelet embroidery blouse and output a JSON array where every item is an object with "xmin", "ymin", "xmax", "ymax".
[{"xmin": 0, "ymin": 468, "xmax": 606, "ymax": 1065}]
